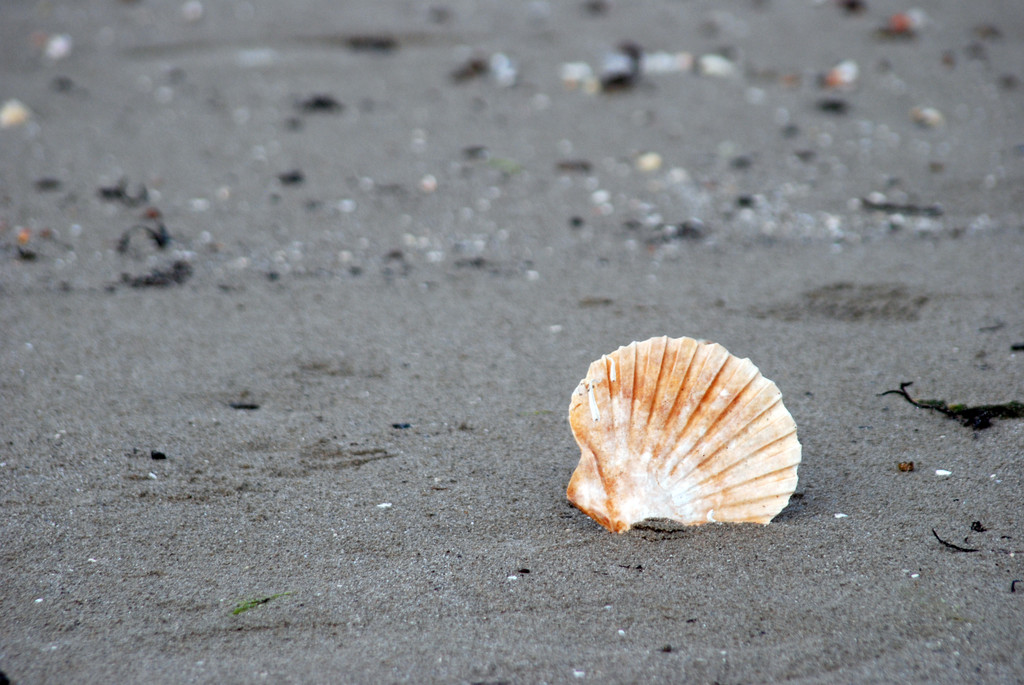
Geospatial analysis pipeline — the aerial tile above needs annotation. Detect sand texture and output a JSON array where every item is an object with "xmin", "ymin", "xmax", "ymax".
[{"xmin": 2, "ymin": 1, "xmax": 1023, "ymax": 683}]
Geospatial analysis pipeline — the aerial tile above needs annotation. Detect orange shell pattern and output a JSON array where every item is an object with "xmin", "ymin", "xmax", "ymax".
[{"xmin": 567, "ymin": 336, "xmax": 801, "ymax": 533}]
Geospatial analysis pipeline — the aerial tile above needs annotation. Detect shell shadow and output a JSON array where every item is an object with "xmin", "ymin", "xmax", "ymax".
[{"xmin": 770, "ymin": 492, "xmax": 809, "ymax": 523}]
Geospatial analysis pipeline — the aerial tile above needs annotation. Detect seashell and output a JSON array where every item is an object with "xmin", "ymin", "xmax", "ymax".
[
  {"xmin": 567, "ymin": 336, "xmax": 801, "ymax": 533},
  {"xmin": 910, "ymin": 106, "xmax": 944, "ymax": 129},
  {"xmin": 822, "ymin": 59, "xmax": 859, "ymax": 90}
]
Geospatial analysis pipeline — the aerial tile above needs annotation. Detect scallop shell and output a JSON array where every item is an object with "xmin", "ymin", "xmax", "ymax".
[{"xmin": 567, "ymin": 336, "xmax": 801, "ymax": 533}]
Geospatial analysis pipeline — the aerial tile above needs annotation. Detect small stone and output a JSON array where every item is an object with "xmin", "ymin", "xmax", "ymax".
[
  {"xmin": 910, "ymin": 106, "xmax": 944, "ymax": 128},
  {"xmin": 697, "ymin": 54, "xmax": 736, "ymax": 78},
  {"xmin": 1, "ymin": 99, "xmax": 30, "ymax": 128},
  {"xmin": 635, "ymin": 152, "xmax": 663, "ymax": 172},
  {"xmin": 44, "ymin": 34, "xmax": 73, "ymax": 61},
  {"xmin": 823, "ymin": 60, "xmax": 859, "ymax": 89},
  {"xmin": 419, "ymin": 174, "xmax": 438, "ymax": 193}
]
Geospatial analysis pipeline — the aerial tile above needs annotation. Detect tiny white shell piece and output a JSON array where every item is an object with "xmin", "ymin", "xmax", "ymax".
[
  {"xmin": 823, "ymin": 60, "xmax": 859, "ymax": 89},
  {"xmin": 910, "ymin": 106, "xmax": 944, "ymax": 128},
  {"xmin": 0, "ymin": 99, "xmax": 30, "ymax": 128},
  {"xmin": 567, "ymin": 336, "xmax": 801, "ymax": 533},
  {"xmin": 697, "ymin": 54, "xmax": 736, "ymax": 78}
]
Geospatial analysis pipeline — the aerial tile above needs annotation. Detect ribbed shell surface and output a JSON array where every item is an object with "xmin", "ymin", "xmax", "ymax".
[{"xmin": 567, "ymin": 336, "xmax": 801, "ymax": 533}]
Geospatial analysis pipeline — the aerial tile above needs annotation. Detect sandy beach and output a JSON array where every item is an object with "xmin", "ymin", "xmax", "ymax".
[{"xmin": 2, "ymin": 1, "xmax": 1023, "ymax": 682}]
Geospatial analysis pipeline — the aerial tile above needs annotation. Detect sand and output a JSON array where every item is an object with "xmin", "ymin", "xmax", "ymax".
[{"xmin": 2, "ymin": 1, "xmax": 1023, "ymax": 683}]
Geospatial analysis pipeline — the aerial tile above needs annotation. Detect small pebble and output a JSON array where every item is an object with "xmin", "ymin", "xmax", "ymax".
[
  {"xmin": 44, "ymin": 34, "xmax": 73, "ymax": 61},
  {"xmin": 489, "ymin": 53, "xmax": 518, "ymax": 88},
  {"xmin": 642, "ymin": 51, "xmax": 693, "ymax": 74},
  {"xmin": 635, "ymin": 152, "xmax": 662, "ymax": 172},
  {"xmin": 419, "ymin": 174, "xmax": 438, "ymax": 193},
  {"xmin": 560, "ymin": 62, "xmax": 593, "ymax": 90},
  {"xmin": 697, "ymin": 54, "xmax": 736, "ymax": 78},
  {"xmin": 823, "ymin": 60, "xmax": 859, "ymax": 89},
  {"xmin": 1, "ymin": 99, "xmax": 31, "ymax": 128},
  {"xmin": 910, "ymin": 106, "xmax": 944, "ymax": 128}
]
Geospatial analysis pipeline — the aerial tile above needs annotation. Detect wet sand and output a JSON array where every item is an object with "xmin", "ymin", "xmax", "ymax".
[{"xmin": 2, "ymin": 2, "xmax": 1023, "ymax": 683}]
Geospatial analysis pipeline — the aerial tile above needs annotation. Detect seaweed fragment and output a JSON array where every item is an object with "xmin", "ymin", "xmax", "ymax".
[
  {"xmin": 277, "ymin": 169, "xmax": 305, "ymax": 186},
  {"xmin": 861, "ymin": 197, "xmax": 943, "ymax": 217},
  {"xmin": 117, "ymin": 222, "xmax": 170, "ymax": 253},
  {"xmin": 122, "ymin": 260, "xmax": 192, "ymax": 288},
  {"xmin": 35, "ymin": 177, "xmax": 62, "ymax": 192},
  {"xmin": 297, "ymin": 94, "xmax": 342, "ymax": 113},
  {"xmin": 232, "ymin": 591, "xmax": 292, "ymax": 615},
  {"xmin": 880, "ymin": 382, "xmax": 1024, "ymax": 430},
  {"xmin": 932, "ymin": 529, "xmax": 978, "ymax": 553},
  {"xmin": 450, "ymin": 57, "xmax": 489, "ymax": 83},
  {"xmin": 98, "ymin": 179, "xmax": 148, "ymax": 207},
  {"xmin": 816, "ymin": 98, "xmax": 849, "ymax": 114},
  {"xmin": 556, "ymin": 159, "xmax": 592, "ymax": 173},
  {"xmin": 347, "ymin": 35, "xmax": 398, "ymax": 53}
]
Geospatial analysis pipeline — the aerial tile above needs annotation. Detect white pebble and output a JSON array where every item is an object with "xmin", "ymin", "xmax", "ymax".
[
  {"xmin": 635, "ymin": 152, "xmax": 662, "ymax": 172},
  {"xmin": 698, "ymin": 54, "xmax": 736, "ymax": 78},
  {"xmin": 44, "ymin": 34, "xmax": 73, "ymax": 61},
  {"xmin": 910, "ymin": 106, "xmax": 944, "ymax": 128},
  {"xmin": 419, "ymin": 174, "xmax": 438, "ymax": 193},
  {"xmin": 0, "ymin": 99, "xmax": 31, "ymax": 128},
  {"xmin": 560, "ymin": 62, "xmax": 593, "ymax": 90}
]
